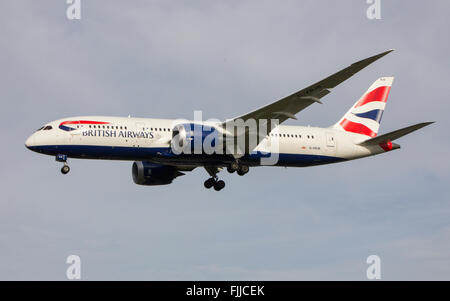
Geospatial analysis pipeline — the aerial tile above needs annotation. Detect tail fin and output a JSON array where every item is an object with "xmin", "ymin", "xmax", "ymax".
[{"xmin": 333, "ymin": 77, "xmax": 394, "ymax": 137}]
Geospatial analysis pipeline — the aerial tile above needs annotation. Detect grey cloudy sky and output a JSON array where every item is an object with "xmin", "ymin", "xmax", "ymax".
[{"xmin": 0, "ymin": 0, "xmax": 449, "ymax": 280}]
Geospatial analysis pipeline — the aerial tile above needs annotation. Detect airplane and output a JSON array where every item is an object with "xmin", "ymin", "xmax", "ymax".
[{"xmin": 25, "ymin": 49, "xmax": 433, "ymax": 191}]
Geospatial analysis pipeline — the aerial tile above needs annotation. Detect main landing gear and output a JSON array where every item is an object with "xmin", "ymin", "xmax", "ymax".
[
  {"xmin": 226, "ymin": 161, "xmax": 249, "ymax": 176},
  {"xmin": 203, "ymin": 162, "xmax": 250, "ymax": 191},
  {"xmin": 56, "ymin": 154, "xmax": 70, "ymax": 175},
  {"xmin": 204, "ymin": 166, "xmax": 225, "ymax": 191},
  {"xmin": 204, "ymin": 177, "xmax": 225, "ymax": 191}
]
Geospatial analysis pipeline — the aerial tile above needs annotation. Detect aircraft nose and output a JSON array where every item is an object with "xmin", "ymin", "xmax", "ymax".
[{"xmin": 25, "ymin": 134, "xmax": 35, "ymax": 149}]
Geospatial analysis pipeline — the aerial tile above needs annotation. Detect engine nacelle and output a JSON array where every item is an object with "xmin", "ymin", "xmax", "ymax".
[
  {"xmin": 132, "ymin": 161, "xmax": 184, "ymax": 186},
  {"xmin": 171, "ymin": 123, "xmax": 223, "ymax": 155}
]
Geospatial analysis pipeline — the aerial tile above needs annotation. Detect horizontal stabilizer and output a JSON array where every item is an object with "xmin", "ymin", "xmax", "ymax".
[{"xmin": 358, "ymin": 122, "xmax": 434, "ymax": 146}]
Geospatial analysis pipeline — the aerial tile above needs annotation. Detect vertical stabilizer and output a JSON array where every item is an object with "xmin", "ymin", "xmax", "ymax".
[{"xmin": 333, "ymin": 77, "xmax": 394, "ymax": 137}]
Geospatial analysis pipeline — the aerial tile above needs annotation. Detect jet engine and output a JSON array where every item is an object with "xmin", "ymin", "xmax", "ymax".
[{"xmin": 132, "ymin": 161, "xmax": 184, "ymax": 186}]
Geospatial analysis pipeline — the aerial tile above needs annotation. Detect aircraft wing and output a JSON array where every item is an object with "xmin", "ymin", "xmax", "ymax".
[{"xmin": 223, "ymin": 50, "xmax": 394, "ymax": 132}]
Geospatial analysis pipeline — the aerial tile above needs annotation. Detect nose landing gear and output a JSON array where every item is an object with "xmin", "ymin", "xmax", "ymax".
[
  {"xmin": 61, "ymin": 163, "xmax": 70, "ymax": 175},
  {"xmin": 56, "ymin": 154, "xmax": 70, "ymax": 175}
]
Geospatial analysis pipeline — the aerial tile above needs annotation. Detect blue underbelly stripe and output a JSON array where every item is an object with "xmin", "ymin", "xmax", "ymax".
[{"xmin": 28, "ymin": 145, "xmax": 346, "ymax": 166}]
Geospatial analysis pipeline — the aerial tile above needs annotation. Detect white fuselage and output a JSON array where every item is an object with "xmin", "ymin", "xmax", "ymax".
[{"xmin": 25, "ymin": 116, "xmax": 390, "ymax": 168}]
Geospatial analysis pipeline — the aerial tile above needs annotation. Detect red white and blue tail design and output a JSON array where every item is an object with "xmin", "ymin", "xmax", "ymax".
[{"xmin": 333, "ymin": 77, "xmax": 394, "ymax": 137}]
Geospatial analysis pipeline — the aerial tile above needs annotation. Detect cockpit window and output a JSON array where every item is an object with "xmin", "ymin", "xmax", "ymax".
[
  {"xmin": 43, "ymin": 125, "xmax": 53, "ymax": 130},
  {"xmin": 36, "ymin": 126, "xmax": 44, "ymax": 132}
]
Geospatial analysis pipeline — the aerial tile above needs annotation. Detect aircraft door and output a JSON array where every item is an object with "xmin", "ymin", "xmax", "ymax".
[
  {"xmin": 326, "ymin": 133, "xmax": 336, "ymax": 147},
  {"xmin": 68, "ymin": 121, "xmax": 81, "ymax": 144},
  {"xmin": 325, "ymin": 132, "xmax": 336, "ymax": 155}
]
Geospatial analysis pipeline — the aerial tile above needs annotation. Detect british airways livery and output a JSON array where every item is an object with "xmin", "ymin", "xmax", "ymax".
[{"xmin": 25, "ymin": 50, "xmax": 433, "ymax": 191}]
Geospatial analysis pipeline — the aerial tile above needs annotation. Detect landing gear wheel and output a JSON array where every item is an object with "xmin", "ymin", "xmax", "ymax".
[
  {"xmin": 214, "ymin": 180, "xmax": 225, "ymax": 191},
  {"xmin": 204, "ymin": 178, "xmax": 215, "ymax": 189},
  {"xmin": 237, "ymin": 165, "xmax": 249, "ymax": 176},
  {"xmin": 203, "ymin": 166, "xmax": 225, "ymax": 191},
  {"xmin": 61, "ymin": 164, "xmax": 70, "ymax": 175},
  {"xmin": 227, "ymin": 166, "xmax": 235, "ymax": 173}
]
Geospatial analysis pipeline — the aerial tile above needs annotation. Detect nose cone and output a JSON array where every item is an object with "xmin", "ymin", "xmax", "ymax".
[{"xmin": 25, "ymin": 134, "xmax": 35, "ymax": 150}]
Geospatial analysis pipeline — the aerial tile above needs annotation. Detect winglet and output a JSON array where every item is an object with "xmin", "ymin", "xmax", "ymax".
[
  {"xmin": 351, "ymin": 49, "xmax": 394, "ymax": 68},
  {"xmin": 317, "ymin": 49, "xmax": 395, "ymax": 91}
]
